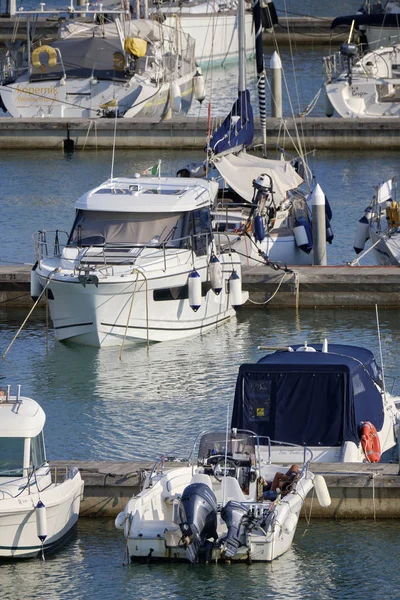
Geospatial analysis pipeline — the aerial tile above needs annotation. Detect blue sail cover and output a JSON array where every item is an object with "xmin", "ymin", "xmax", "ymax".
[
  {"xmin": 208, "ymin": 89, "xmax": 254, "ymax": 156},
  {"xmin": 231, "ymin": 344, "xmax": 385, "ymax": 447}
]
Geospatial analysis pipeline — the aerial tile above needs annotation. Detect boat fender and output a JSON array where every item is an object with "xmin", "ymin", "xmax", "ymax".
[
  {"xmin": 30, "ymin": 262, "xmax": 42, "ymax": 301},
  {"xmin": 193, "ymin": 68, "xmax": 206, "ymax": 104},
  {"xmin": 253, "ymin": 213, "xmax": 265, "ymax": 242},
  {"xmin": 353, "ymin": 215, "xmax": 370, "ymax": 254},
  {"xmin": 325, "ymin": 216, "xmax": 334, "ymax": 244},
  {"xmin": 313, "ymin": 475, "xmax": 331, "ymax": 508},
  {"xmin": 170, "ymin": 81, "xmax": 182, "ymax": 114},
  {"xmin": 188, "ymin": 269, "xmax": 202, "ymax": 311},
  {"xmin": 115, "ymin": 511, "xmax": 128, "ymax": 530},
  {"xmin": 282, "ymin": 512, "xmax": 298, "ymax": 535},
  {"xmin": 293, "ymin": 217, "xmax": 312, "ymax": 254},
  {"xmin": 229, "ymin": 270, "xmax": 243, "ymax": 309},
  {"xmin": 360, "ymin": 421, "xmax": 381, "ymax": 463},
  {"xmin": 36, "ymin": 500, "xmax": 47, "ymax": 542},
  {"xmin": 209, "ymin": 254, "xmax": 222, "ymax": 295}
]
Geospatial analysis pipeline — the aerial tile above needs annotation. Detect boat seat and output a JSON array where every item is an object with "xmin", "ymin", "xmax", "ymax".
[
  {"xmin": 190, "ymin": 473, "xmax": 213, "ymax": 490},
  {"xmin": 216, "ymin": 476, "xmax": 247, "ymax": 504}
]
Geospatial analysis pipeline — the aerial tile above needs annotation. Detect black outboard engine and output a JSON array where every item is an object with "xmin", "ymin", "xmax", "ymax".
[
  {"xmin": 340, "ymin": 42, "xmax": 359, "ymax": 84},
  {"xmin": 178, "ymin": 482, "xmax": 218, "ymax": 563},
  {"xmin": 220, "ymin": 501, "xmax": 253, "ymax": 558}
]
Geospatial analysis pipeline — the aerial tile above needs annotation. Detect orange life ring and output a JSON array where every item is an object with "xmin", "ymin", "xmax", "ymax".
[{"xmin": 360, "ymin": 421, "xmax": 381, "ymax": 463}]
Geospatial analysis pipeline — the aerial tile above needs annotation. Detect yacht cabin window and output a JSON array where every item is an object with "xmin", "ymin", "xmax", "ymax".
[
  {"xmin": 0, "ymin": 438, "xmax": 24, "ymax": 476},
  {"xmin": 31, "ymin": 431, "xmax": 47, "ymax": 469},
  {"xmin": 68, "ymin": 210, "xmax": 185, "ymax": 247}
]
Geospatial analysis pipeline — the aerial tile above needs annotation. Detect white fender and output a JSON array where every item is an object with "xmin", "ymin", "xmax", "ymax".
[
  {"xmin": 229, "ymin": 270, "xmax": 243, "ymax": 308},
  {"xmin": 115, "ymin": 511, "xmax": 127, "ymax": 530},
  {"xmin": 193, "ymin": 68, "xmax": 206, "ymax": 104},
  {"xmin": 293, "ymin": 223, "xmax": 309, "ymax": 250},
  {"xmin": 209, "ymin": 255, "xmax": 222, "ymax": 295},
  {"xmin": 314, "ymin": 474, "xmax": 331, "ymax": 508},
  {"xmin": 30, "ymin": 265, "xmax": 42, "ymax": 301},
  {"xmin": 170, "ymin": 81, "xmax": 182, "ymax": 114},
  {"xmin": 353, "ymin": 215, "xmax": 370, "ymax": 254},
  {"xmin": 36, "ymin": 500, "xmax": 47, "ymax": 542},
  {"xmin": 188, "ymin": 270, "xmax": 202, "ymax": 311}
]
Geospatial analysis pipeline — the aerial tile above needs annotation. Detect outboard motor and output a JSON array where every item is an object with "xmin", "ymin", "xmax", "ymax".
[
  {"xmin": 220, "ymin": 501, "xmax": 251, "ymax": 558},
  {"xmin": 339, "ymin": 42, "xmax": 359, "ymax": 84},
  {"xmin": 251, "ymin": 173, "xmax": 276, "ymax": 236},
  {"xmin": 178, "ymin": 482, "xmax": 218, "ymax": 563}
]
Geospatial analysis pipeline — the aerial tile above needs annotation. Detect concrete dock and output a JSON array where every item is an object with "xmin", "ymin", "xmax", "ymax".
[
  {"xmin": 0, "ymin": 16, "xmax": 348, "ymax": 46},
  {"xmin": 52, "ymin": 460, "xmax": 400, "ymax": 519},
  {"xmin": 1, "ymin": 117, "xmax": 400, "ymax": 150},
  {"xmin": 2, "ymin": 264, "xmax": 400, "ymax": 309}
]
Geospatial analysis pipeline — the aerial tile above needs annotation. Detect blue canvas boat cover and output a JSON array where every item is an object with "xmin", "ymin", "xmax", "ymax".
[
  {"xmin": 208, "ymin": 89, "xmax": 254, "ymax": 156},
  {"xmin": 231, "ymin": 344, "xmax": 385, "ymax": 447}
]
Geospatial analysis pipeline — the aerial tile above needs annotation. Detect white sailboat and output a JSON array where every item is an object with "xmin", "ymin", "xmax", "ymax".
[
  {"xmin": 0, "ymin": 4, "xmax": 196, "ymax": 119},
  {"xmin": 179, "ymin": 0, "xmax": 333, "ymax": 267},
  {"xmin": 324, "ymin": 40, "xmax": 400, "ymax": 118},
  {"xmin": 353, "ymin": 176, "xmax": 400, "ymax": 265}
]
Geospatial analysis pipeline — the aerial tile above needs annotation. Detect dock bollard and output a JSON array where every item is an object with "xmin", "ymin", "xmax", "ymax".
[
  {"xmin": 270, "ymin": 51, "xmax": 282, "ymax": 118},
  {"xmin": 311, "ymin": 184, "xmax": 327, "ymax": 266}
]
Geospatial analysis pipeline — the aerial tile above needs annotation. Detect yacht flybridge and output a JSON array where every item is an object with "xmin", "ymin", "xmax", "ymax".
[
  {"xmin": 0, "ymin": 385, "xmax": 84, "ymax": 558},
  {"xmin": 32, "ymin": 175, "xmax": 248, "ymax": 347}
]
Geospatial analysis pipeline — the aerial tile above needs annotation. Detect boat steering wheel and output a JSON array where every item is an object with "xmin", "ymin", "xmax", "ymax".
[{"xmin": 212, "ymin": 456, "xmax": 238, "ymax": 482}]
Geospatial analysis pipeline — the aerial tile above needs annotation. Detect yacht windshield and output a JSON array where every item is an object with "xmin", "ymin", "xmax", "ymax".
[
  {"xmin": 68, "ymin": 210, "xmax": 185, "ymax": 247},
  {"xmin": 0, "ymin": 438, "xmax": 24, "ymax": 477}
]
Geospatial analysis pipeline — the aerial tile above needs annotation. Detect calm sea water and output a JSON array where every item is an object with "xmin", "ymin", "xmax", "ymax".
[{"xmin": 1, "ymin": 2, "xmax": 400, "ymax": 595}]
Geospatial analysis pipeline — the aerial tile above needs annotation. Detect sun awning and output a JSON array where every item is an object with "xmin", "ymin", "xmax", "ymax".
[{"xmin": 213, "ymin": 152, "xmax": 304, "ymax": 202}]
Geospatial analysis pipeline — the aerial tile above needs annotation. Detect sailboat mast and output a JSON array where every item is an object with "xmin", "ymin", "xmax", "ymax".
[
  {"xmin": 238, "ymin": 0, "xmax": 246, "ymax": 93},
  {"xmin": 253, "ymin": 0, "xmax": 267, "ymax": 156}
]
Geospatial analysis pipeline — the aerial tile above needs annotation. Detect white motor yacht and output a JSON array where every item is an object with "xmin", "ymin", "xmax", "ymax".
[
  {"xmin": 0, "ymin": 385, "xmax": 84, "ymax": 558},
  {"xmin": 32, "ymin": 175, "xmax": 248, "ymax": 347},
  {"xmin": 115, "ymin": 428, "xmax": 330, "ymax": 563}
]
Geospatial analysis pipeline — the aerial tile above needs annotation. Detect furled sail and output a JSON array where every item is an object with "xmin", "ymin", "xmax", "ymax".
[{"xmin": 208, "ymin": 89, "xmax": 254, "ymax": 156}]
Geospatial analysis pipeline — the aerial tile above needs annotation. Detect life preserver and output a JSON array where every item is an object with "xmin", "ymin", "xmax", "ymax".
[
  {"xmin": 31, "ymin": 45, "xmax": 57, "ymax": 69},
  {"xmin": 360, "ymin": 421, "xmax": 381, "ymax": 463}
]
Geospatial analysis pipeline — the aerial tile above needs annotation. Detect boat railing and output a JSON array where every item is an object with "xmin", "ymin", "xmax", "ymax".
[
  {"xmin": 323, "ymin": 51, "xmax": 345, "ymax": 82},
  {"xmin": 34, "ymin": 229, "xmax": 216, "ymax": 271},
  {"xmin": 258, "ymin": 436, "xmax": 313, "ymax": 471}
]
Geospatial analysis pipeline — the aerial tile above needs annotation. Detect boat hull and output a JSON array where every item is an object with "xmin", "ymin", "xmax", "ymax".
[
  {"xmin": 0, "ymin": 474, "xmax": 84, "ymax": 558},
  {"xmin": 369, "ymin": 228, "xmax": 400, "ymax": 265},
  {"xmin": 163, "ymin": 11, "xmax": 255, "ymax": 66},
  {"xmin": 37, "ymin": 259, "xmax": 244, "ymax": 347}
]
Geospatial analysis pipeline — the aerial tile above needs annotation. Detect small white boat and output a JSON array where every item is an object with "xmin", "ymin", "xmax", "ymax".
[
  {"xmin": 0, "ymin": 385, "xmax": 84, "ymax": 558},
  {"xmin": 115, "ymin": 428, "xmax": 330, "ymax": 563},
  {"xmin": 232, "ymin": 340, "xmax": 400, "ymax": 463},
  {"xmin": 353, "ymin": 176, "xmax": 400, "ymax": 265},
  {"xmin": 32, "ymin": 174, "xmax": 248, "ymax": 347},
  {"xmin": 324, "ymin": 41, "xmax": 400, "ymax": 118},
  {"xmin": 0, "ymin": 6, "xmax": 196, "ymax": 119}
]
